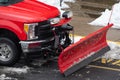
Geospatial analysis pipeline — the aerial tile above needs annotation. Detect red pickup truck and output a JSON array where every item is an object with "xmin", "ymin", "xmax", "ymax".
[
  {"xmin": 0, "ymin": 0, "xmax": 73, "ymax": 65},
  {"xmin": 0, "ymin": 0, "xmax": 112, "ymax": 76}
]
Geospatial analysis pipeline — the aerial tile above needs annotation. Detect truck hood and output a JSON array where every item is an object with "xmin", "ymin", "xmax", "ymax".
[{"xmin": 0, "ymin": 0, "xmax": 59, "ymax": 23}]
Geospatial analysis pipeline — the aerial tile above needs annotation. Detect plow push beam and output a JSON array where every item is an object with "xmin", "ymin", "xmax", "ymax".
[{"xmin": 58, "ymin": 24, "xmax": 113, "ymax": 76}]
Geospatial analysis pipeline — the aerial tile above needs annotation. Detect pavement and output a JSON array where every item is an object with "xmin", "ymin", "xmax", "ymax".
[
  {"xmin": 1, "ymin": 58, "xmax": 120, "ymax": 80},
  {"xmin": 0, "ymin": 16, "xmax": 120, "ymax": 80},
  {"xmin": 70, "ymin": 16, "xmax": 120, "ymax": 42}
]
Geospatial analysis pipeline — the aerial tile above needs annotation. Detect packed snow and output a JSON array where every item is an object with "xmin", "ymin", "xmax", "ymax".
[
  {"xmin": 103, "ymin": 46, "xmax": 120, "ymax": 59},
  {"xmin": 0, "ymin": 66, "xmax": 29, "ymax": 74},
  {"xmin": 89, "ymin": 2, "xmax": 120, "ymax": 29},
  {"xmin": 103, "ymin": 42, "xmax": 120, "ymax": 59},
  {"xmin": 0, "ymin": 74, "xmax": 17, "ymax": 80}
]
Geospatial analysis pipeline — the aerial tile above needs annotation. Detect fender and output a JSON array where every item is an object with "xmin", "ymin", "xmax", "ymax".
[{"xmin": 0, "ymin": 20, "xmax": 27, "ymax": 40}]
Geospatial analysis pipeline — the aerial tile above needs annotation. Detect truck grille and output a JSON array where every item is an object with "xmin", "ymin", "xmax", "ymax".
[{"xmin": 35, "ymin": 21, "xmax": 54, "ymax": 40}]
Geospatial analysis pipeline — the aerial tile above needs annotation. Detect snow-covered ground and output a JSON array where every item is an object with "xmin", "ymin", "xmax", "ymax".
[
  {"xmin": 89, "ymin": 2, "xmax": 120, "ymax": 29},
  {"xmin": 0, "ymin": 66, "xmax": 30, "ymax": 80},
  {"xmin": 0, "ymin": 66, "xmax": 29, "ymax": 74},
  {"xmin": 0, "ymin": 74, "xmax": 17, "ymax": 80}
]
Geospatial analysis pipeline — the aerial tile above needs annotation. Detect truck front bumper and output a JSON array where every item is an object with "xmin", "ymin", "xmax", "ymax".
[{"xmin": 20, "ymin": 37, "xmax": 54, "ymax": 53}]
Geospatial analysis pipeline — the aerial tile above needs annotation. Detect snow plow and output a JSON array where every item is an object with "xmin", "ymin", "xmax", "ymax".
[{"xmin": 58, "ymin": 24, "xmax": 113, "ymax": 76}]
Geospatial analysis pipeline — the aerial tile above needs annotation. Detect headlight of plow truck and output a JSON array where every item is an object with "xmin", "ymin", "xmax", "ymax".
[{"xmin": 24, "ymin": 23, "xmax": 38, "ymax": 40}]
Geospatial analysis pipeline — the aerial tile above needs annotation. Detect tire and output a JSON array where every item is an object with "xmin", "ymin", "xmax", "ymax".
[{"xmin": 0, "ymin": 37, "xmax": 19, "ymax": 66}]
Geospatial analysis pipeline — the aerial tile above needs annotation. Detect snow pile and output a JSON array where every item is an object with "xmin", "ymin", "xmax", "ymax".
[
  {"xmin": 0, "ymin": 74, "xmax": 17, "ymax": 80},
  {"xmin": 0, "ymin": 66, "xmax": 29, "ymax": 74},
  {"xmin": 103, "ymin": 47, "xmax": 120, "ymax": 59},
  {"xmin": 89, "ymin": 2, "xmax": 120, "ymax": 29},
  {"xmin": 102, "ymin": 42, "xmax": 120, "ymax": 59}
]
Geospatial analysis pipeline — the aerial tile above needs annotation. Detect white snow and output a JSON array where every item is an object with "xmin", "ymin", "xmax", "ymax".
[
  {"xmin": 0, "ymin": 66, "xmax": 29, "ymax": 74},
  {"xmin": 0, "ymin": 74, "xmax": 17, "ymax": 80},
  {"xmin": 103, "ymin": 42, "xmax": 120, "ymax": 59},
  {"xmin": 89, "ymin": 2, "xmax": 120, "ymax": 29}
]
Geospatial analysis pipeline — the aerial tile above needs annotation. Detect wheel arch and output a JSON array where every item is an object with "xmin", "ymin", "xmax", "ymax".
[
  {"xmin": 0, "ymin": 20, "xmax": 27, "ymax": 40},
  {"xmin": 0, "ymin": 28, "xmax": 22, "ymax": 53},
  {"xmin": 0, "ymin": 28, "xmax": 20, "ymax": 42}
]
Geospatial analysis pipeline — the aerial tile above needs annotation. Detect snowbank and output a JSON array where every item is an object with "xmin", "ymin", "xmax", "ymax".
[
  {"xmin": 89, "ymin": 2, "xmax": 120, "ymax": 29},
  {"xmin": 0, "ymin": 74, "xmax": 17, "ymax": 80},
  {"xmin": 0, "ymin": 66, "xmax": 29, "ymax": 74},
  {"xmin": 102, "ymin": 41, "xmax": 120, "ymax": 59}
]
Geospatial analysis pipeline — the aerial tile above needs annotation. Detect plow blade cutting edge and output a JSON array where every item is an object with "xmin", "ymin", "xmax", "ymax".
[{"xmin": 58, "ymin": 24, "xmax": 113, "ymax": 76}]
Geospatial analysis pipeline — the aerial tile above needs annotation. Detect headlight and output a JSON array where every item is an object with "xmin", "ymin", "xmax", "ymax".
[
  {"xmin": 62, "ymin": 11, "xmax": 73, "ymax": 18},
  {"xmin": 50, "ymin": 18, "xmax": 60, "ymax": 25},
  {"xmin": 24, "ymin": 23, "xmax": 38, "ymax": 40}
]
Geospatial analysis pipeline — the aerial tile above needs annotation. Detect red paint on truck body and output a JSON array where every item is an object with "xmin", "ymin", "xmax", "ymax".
[{"xmin": 0, "ymin": 0, "xmax": 60, "ymax": 40}]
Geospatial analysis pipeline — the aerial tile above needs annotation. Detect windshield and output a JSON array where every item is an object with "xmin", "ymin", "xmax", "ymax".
[
  {"xmin": 0, "ymin": 0, "xmax": 9, "ymax": 3},
  {"xmin": 0, "ymin": 0, "xmax": 23, "ymax": 6}
]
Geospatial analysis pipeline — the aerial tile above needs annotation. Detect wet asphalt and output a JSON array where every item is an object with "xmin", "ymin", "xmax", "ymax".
[{"xmin": 0, "ymin": 58, "xmax": 120, "ymax": 80}]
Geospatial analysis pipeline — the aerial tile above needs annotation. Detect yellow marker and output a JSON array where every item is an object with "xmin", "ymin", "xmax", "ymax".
[
  {"xmin": 101, "ymin": 58, "xmax": 107, "ymax": 64},
  {"xmin": 112, "ymin": 60, "xmax": 120, "ymax": 65},
  {"xmin": 89, "ymin": 65, "xmax": 120, "ymax": 72},
  {"xmin": 93, "ymin": 58, "xmax": 100, "ymax": 62},
  {"xmin": 107, "ymin": 59, "xmax": 113, "ymax": 63},
  {"xmin": 115, "ymin": 42, "xmax": 120, "ymax": 45},
  {"xmin": 116, "ymin": 64, "xmax": 120, "ymax": 66}
]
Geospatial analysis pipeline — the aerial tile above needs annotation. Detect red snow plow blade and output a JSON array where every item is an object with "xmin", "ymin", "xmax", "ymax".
[{"xmin": 58, "ymin": 24, "xmax": 113, "ymax": 76}]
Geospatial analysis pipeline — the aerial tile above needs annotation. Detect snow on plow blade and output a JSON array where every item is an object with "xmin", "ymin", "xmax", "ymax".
[{"xmin": 58, "ymin": 24, "xmax": 113, "ymax": 76}]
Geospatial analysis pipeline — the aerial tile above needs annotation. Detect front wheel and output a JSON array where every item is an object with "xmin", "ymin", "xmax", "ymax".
[{"xmin": 0, "ymin": 37, "xmax": 19, "ymax": 66}]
